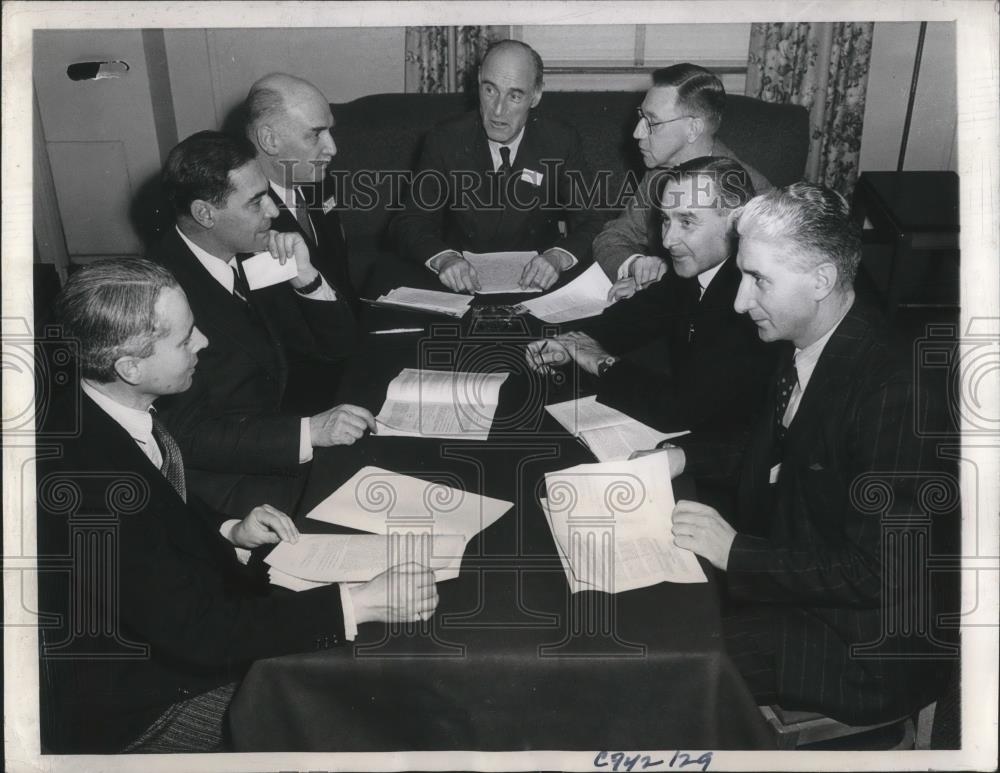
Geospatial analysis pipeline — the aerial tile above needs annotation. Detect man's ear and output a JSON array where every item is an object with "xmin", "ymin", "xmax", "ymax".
[
  {"xmin": 813, "ymin": 262, "xmax": 839, "ymax": 300},
  {"xmin": 189, "ymin": 199, "xmax": 215, "ymax": 230},
  {"xmin": 530, "ymin": 84, "xmax": 543, "ymax": 109},
  {"xmin": 113, "ymin": 355, "xmax": 143, "ymax": 387},
  {"xmin": 686, "ymin": 115, "xmax": 705, "ymax": 143},
  {"xmin": 255, "ymin": 124, "xmax": 280, "ymax": 156}
]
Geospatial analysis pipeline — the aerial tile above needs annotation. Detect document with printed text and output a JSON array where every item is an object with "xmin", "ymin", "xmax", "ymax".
[
  {"xmin": 368, "ymin": 287, "xmax": 474, "ymax": 317},
  {"xmin": 519, "ymin": 263, "xmax": 613, "ymax": 322},
  {"xmin": 462, "ymin": 250, "xmax": 543, "ymax": 294}
]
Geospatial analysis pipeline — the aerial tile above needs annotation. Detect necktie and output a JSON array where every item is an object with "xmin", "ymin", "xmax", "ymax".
[
  {"xmin": 294, "ymin": 187, "xmax": 317, "ymax": 244},
  {"xmin": 774, "ymin": 356, "xmax": 798, "ymax": 440},
  {"xmin": 498, "ymin": 145, "xmax": 512, "ymax": 176},
  {"xmin": 231, "ymin": 261, "xmax": 251, "ymax": 304},
  {"xmin": 151, "ymin": 416, "xmax": 187, "ymax": 502}
]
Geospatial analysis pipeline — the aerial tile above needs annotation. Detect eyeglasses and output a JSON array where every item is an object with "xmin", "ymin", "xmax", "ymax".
[{"xmin": 636, "ymin": 108, "xmax": 693, "ymax": 133}]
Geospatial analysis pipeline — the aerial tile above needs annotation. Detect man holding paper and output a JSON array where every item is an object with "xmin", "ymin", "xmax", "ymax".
[
  {"xmin": 152, "ymin": 131, "xmax": 373, "ymax": 517},
  {"xmin": 37, "ymin": 258, "xmax": 439, "ymax": 753},
  {"xmin": 389, "ymin": 40, "xmax": 603, "ymax": 293},
  {"xmin": 660, "ymin": 183, "xmax": 956, "ymax": 725},
  {"xmin": 526, "ymin": 157, "xmax": 775, "ymax": 435}
]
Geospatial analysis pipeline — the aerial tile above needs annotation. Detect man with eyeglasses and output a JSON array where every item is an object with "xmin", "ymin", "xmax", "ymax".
[
  {"xmin": 390, "ymin": 39, "xmax": 604, "ymax": 293},
  {"xmin": 594, "ymin": 64, "xmax": 772, "ymax": 293}
]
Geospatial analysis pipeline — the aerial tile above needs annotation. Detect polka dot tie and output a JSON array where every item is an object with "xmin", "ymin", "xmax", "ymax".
[{"xmin": 774, "ymin": 357, "xmax": 798, "ymax": 440}]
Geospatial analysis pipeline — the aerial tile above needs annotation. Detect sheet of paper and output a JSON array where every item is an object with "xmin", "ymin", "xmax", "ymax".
[
  {"xmin": 542, "ymin": 454, "xmax": 705, "ymax": 591},
  {"xmin": 539, "ymin": 497, "xmax": 598, "ymax": 593},
  {"xmin": 519, "ymin": 263, "xmax": 613, "ymax": 322},
  {"xmin": 462, "ymin": 251, "xmax": 542, "ymax": 294},
  {"xmin": 265, "ymin": 533, "xmax": 467, "ymax": 584},
  {"xmin": 376, "ymin": 369, "xmax": 510, "ymax": 438},
  {"xmin": 305, "ymin": 465, "xmax": 512, "ymax": 542},
  {"xmin": 240, "ymin": 251, "xmax": 299, "ymax": 290},
  {"xmin": 375, "ymin": 287, "xmax": 474, "ymax": 317}
]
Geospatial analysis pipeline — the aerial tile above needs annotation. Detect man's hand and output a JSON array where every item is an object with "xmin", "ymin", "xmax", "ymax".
[
  {"xmin": 230, "ymin": 504, "xmax": 300, "ymax": 549},
  {"xmin": 558, "ymin": 331, "xmax": 610, "ymax": 375},
  {"xmin": 519, "ymin": 250, "xmax": 565, "ymax": 291},
  {"xmin": 437, "ymin": 253, "xmax": 481, "ymax": 293},
  {"xmin": 607, "ymin": 277, "xmax": 639, "ymax": 302},
  {"xmin": 268, "ymin": 230, "xmax": 317, "ymax": 289},
  {"xmin": 525, "ymin": 337, "xmax": 572, "ymax": 374},
  {"xmin": 310, "ymin": 404, "xmax": 377, "ymax": 447},
  {"xmin": 671, "ymin": 500, "xmax": 737, "ymax": 571},
  {"xmin": 629, "ymin": 445, "xmax": 686, "ymax": 479},
  {"xmin": 629, "ymin": 255, "xmax": 667, "ymax": 288},
  {"xmin": 349, "ymin": 561, "xmax": 440, "ymax": 624}
]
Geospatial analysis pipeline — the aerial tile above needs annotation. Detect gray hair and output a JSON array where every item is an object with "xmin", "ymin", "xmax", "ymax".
[
  {"xmin": 733, "ymin": 182, "xmax": 861, "ymax": 288},
  {"xmin": 52, "ymin": 258, "xmax": 181, "ymax": 383},
  {"xmin": 244, "ymin": 84, "xmax": 286, "ymax": 140},
  {"xmin": 481, "ymin": 39, "xmax": 544, "ymax": 91}
]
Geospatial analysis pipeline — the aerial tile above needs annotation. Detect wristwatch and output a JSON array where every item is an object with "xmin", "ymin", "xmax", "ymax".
[
  {"xmin": 293, "ymin": 272, "xmax": 324, "ymax": 295},
  {"xmin": 596, "ymin": 355, "xmax": 618, "ymax": 377}
]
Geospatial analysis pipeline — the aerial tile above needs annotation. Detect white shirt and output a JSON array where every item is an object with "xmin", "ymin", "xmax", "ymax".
[
  {"xmin": 696, "ymin": 261, "xmax": 725, "ymax": 300},
  {"xmin": 783, "ymin": 302, "xmax": 854, "ymax": 426}
]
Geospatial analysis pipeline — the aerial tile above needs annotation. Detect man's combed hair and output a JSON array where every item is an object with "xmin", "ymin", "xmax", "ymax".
[
  {"xmin": 734, "ymin": 182, "xmax": 862, "ymax": 287},
  {"xmin": 52, "ymin": 258, "xmax": 181, "ymax": 383},
  {"xmin": 244, "ymin": 84, "xmax": 286, "ymax": 138},
  {"xmin": 651, "ymin": 63, "xmax": 726, "ymax": 134},
  {"xmin": 481, "ymin": 39, "xmax": 545, "ymax": 91},
  {"xmin": 653, "ymin": 156, "xmax": 756, "ymax": 212},
  {"xmin": 162, "ymin": 130, "xmax": 257, "ymax": 217}
]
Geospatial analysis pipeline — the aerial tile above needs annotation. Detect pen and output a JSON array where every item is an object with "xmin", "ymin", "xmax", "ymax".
[{"xmin": 371, "ymin": 327, "xmax": 425, "ymax": 335}]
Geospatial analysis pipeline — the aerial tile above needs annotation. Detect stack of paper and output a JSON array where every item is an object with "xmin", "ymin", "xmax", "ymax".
[
  {"xmin": 545, "ymin": 396, "xmax": 689, "ymax": 462},
  {"xmin": 375, "ymin": 368, "xmax": 510, "ymax": 439},
  {"xmin": 266, "ymin": 533, "xmax": 467, "ymax": 591},
  {"xmin": 305, "ymin": 465, "xmax": 512, "ymax": 543},
  {"xmin": 540, "ymin": 454, "xmax": 705, "ymax": 593},
  {"xmin": 519, "ymin": 263, "xmax": 613, "ymax": 323},
  {"xmin": 462, "ymin": 250, "xmax": 543, "ymax": 294},
  {"xmin": 367, "ymin": 287, "xmax": 474, "ymax": 317}
]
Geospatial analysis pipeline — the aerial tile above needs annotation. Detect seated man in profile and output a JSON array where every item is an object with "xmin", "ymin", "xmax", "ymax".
[
  {"xmin": 594, "ymin": 63, "xmax": 772, "ymax": 295},
  {"xmin": 36, "ymin": 258, "xmax": 438, "ymax": 753},
  {"xmin": 151, "ymin": 131, "xmax": 372, "ymax": 517},
  {"xmin": 390, "ymin": 39, "xmax": 604, "ymax": 293},
  {"xmin": 662, "ymin": 183, "xmax": 957, "ymax": 723},
  {"xmin": 525, "ymin": 157, "xmax": 776, "ymax": 435}
]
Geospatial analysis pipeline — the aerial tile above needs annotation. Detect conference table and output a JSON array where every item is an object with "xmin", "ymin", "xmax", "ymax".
[{"xmin": 227, "ymin": 262, "xmax": 775, "ymax": 752}]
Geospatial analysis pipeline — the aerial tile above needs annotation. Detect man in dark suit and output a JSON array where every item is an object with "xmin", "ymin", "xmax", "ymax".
[
  {"xmin": 390, "ymin": 39, "xmax": 604, "ymax": 293},
  {"xmin": 525, "ymin": 157, "xmax": 776, "ymax": 435},
  {"xmin": 244, "ymin": 72, "xmax": 360, "ymax": 313},
  {"xmin": 661, "ymin": 183, "xmax": 957, "ymax": 724},
  {"xmin": 36, "ymin": 258, "xmax": 438, "ymax": 753},
  {"xmin": 151, "ymin": 131, "xmax": 372, "ymax": 517}
]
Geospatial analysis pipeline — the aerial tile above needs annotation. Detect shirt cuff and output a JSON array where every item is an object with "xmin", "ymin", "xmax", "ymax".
[
  {"xmin": 299, "ymin": 275, "xmax": 337, "ymax": 301},
  {"xmin": 546, "ymin": 246, "xmax": 577, "ymax": 270},
  {"xmin": 617, "ymin": 254, "xmax": 643, "ymax": 280},
  {"xmin": 425, "ymin": 250, "xmax": 461, "ymax": 273},
  {"xmin": 220, "ymin": 519, "xmax": 252, "ymax": 565},
  {"xmin": 339, "ymin": 583, "xmax": 359, "ymax": 641},
  {"xmin": 299, "ymin": 417, "xmax": 313, "ymax": 463}
]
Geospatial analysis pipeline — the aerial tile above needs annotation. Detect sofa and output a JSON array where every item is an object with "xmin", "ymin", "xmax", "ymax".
[{"xmin": 326, "ymin": 91, "xmax": 810, "ymax": 290}]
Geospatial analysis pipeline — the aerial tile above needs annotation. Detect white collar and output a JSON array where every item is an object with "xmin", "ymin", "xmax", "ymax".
[
  {"xmin": 81, "ymin": 380, "xmax": 158, "ymax": 459},
  {"xmin": 269, "ymin": 180, "xmax": 297, "ymax": 208},
  {"xmin": 792, "ymin": 301, "xmax": 854, "ymax": 392},
  {"xmin": 697, "ymin": 260, "xmax": 726, "ymax": 297},
  {"xmin": 176, "ymin": 225, "xmax": 237, "ymax": 294},
  {"xmin": 487, "ymin": 126, "xmax": 526, "ymax": 169}
]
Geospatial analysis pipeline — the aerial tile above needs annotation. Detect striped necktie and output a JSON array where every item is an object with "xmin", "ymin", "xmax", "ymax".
[
  {"xmin": 151, "ymin": 416, "xmax": 187, "ymax": 502},
  {"xmin": 294, "ymin": 187, "xmax": 317, "ymax": 244}
]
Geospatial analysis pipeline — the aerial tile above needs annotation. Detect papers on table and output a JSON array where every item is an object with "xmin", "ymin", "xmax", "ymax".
[
  {"xmin": 241, "ymin": 251, "xmax": 299, "ymax": 290},
  {"xmin": 540, "ymin": 454, "xmax": 706, "ymax": 593},
  {"xmin": 545, "ymin": 396, "xmax": 690, "ymax": 462},
  {"xmin": 375, "ymin": 368, "xmax": 510, "ymax": 439},
  {"xmin": 265, "ymin": 533, "xmax": 467, "ymax": 590},
  {"xmin": 305, "ymin": 465, "xmax": 512, "ymax": 543},
  {"xmin": 366, "ymin": 287, "xmax": 474, "ymax": 317},
  {"xmin": 519, "ymin": 263, "xmax": 613, "ymax": 322},
  {"xmin": 462, "ymin": 250, "xmax": 542, "ymax": 294}
]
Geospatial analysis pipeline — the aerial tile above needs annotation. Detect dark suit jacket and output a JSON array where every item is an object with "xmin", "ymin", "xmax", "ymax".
[
  {"xmin": 390, "ymin": 110, "xmax": 604, "ymax": 266},
  {"xmin": 36, "ymin": 391, "xmax": 349, "ymax": 753},
  {"xmin": 683, "ymin": 301, "xmax": 958, "ymax": 723},
  {"xmin": 267, "ymin": 183, "xmax": 361, "ymax": 315},
  {"xmin": 151, "ymin": 227, "xmax": 356, "ymax": 516},
  {"xmin": 581, "ymin": 258, "xmax": 777, "ymax": 433}
]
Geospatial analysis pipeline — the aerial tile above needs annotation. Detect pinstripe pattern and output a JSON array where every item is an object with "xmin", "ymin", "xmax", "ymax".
[{"xmin": 122, "ymin": 682, "xmax": 238, "ymax": 753}]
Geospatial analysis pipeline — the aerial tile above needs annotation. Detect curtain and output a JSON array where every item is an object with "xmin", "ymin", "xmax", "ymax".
[
  {"xmin": 404, "ymin": 27, "xmax": 505, "ymax": 94},
  {"xmin": 745, "ymin": 22, "xmax": 875, "ymax": 197}
]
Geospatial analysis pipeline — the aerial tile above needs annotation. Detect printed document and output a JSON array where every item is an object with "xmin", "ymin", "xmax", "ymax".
[
  {"xmin": 306, "ymin": 465, "xmax": 512, "ymax": 542},
  {"xmin": 369, "ymin": 287, "xmax": 473, "ymax": 317},
  {"xmin": 546, "ymin": 395, "xmax": 689, "ymax": 461},
  {"xmin": 541, "ymin": 454, "xmax": 706, "ymax": 592},
  {"xmin": 462, "ymin": 251, "xmax": 542, "ymax": 294},
  {"xmin": 519, "ymin": 263, "xmax": 613, "ymax": 322},
  {"xmin": 376, "ymin": 368, "xmax": 510, "ymax": 438}
]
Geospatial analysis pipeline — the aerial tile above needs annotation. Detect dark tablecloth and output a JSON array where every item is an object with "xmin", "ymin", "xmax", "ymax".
[{"xmin": 228, "ymin": 287, "xmax": 774, "ymax": 752}]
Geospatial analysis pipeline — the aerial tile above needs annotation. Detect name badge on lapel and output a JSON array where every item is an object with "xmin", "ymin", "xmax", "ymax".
[
  {"xmin": 520, "ymin": 168, "xmax": 544, "ymax": 187},
  {"xmin": 322, "ymin": 195, "xmax": 338, "ymax": 214}
]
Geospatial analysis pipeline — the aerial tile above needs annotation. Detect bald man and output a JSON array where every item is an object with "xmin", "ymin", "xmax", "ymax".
[
  {"xmin": 390, "ymin": 40, "xmax": 604, "ymax": 293},
  {"xmin": 245, "ymin": 73, "xmax": 360, "ymax": 313}
]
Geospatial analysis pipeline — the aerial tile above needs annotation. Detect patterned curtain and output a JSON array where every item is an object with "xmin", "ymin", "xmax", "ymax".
[
  {"xmin": 746, "ymin": 22, "xmax": 875, "ymax": 197},
  {"xmin": 404, "ymin": 27, "xmax": 505, "ymax": 94}
]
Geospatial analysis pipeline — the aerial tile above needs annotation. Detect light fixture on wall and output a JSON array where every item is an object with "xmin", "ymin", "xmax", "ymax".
[{"xmin": 896, "ymin": 22, "xmax": 927, "ymax": 171}]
